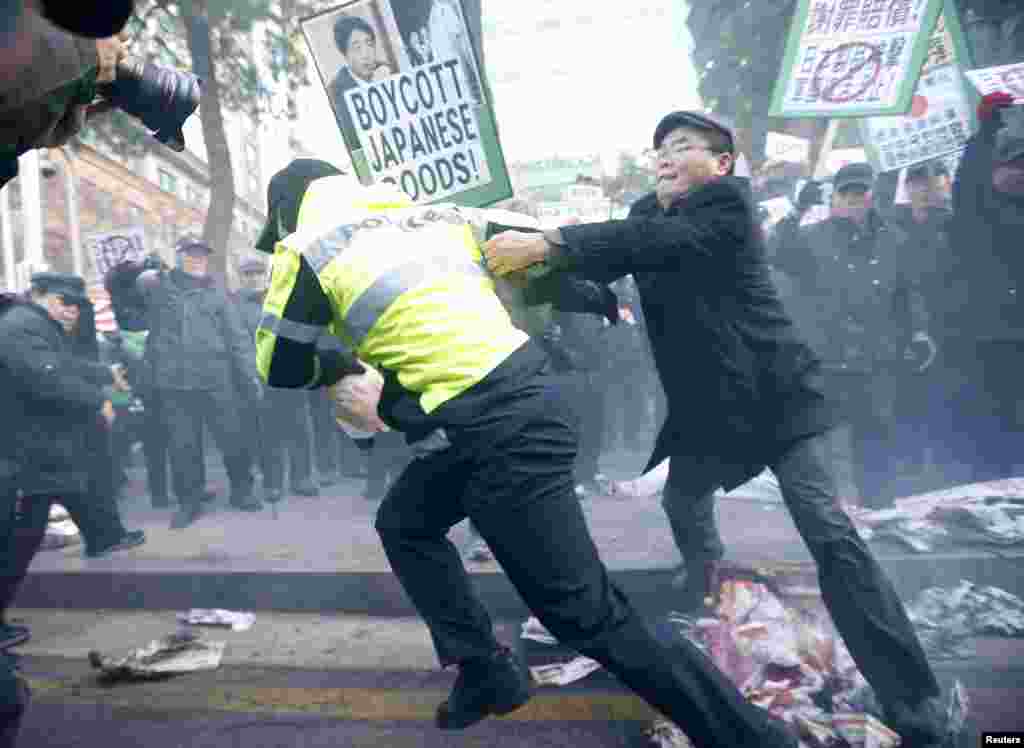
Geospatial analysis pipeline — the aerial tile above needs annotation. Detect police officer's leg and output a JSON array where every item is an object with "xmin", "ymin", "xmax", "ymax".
[
  {"xmin": 281, "ymin": 391, "xmax": 314, "ymax": 487},
  {"xmin": 307, "ymin": 390, "xmax": 340, "ymax": 483},
  {"xmin": 162, "ymin": 390, "xmax": 206, "ymax": 521},
  {"xmin": 375, "ymin": 450, "xmax": 498, "ymax": 666},
  {"xmin": 204, "ymin": 389, "xmax": 258, "ymax": 509},
  {"xmin": 0, "ymin": 496, "xmax": 50, "ymax": 624},
  {"xmin": 257, "ymin": 393, "xmax": 284, "ymax": 499},
  {"xmin": 466, "ymin": 383, "xmax": 790, "ymax": 747},
  {"xmin": 141, "ymin": 392, "xmax": 170, "ymax": 507},
  {"xmin": 0, "ymin": 652, "xmax": 29, "ymax": 748},
  {"xmin": 771, "ymin": 431, "xmax": 943, "ymax": 742},
  {"xmin": 660, "ymin": 456, "xmax": 725, "ymax": 600}
]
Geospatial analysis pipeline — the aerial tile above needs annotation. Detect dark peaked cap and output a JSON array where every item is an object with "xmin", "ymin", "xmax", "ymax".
[{"xmin": 256, "ymin": 159, "xmax": 343, "ymax": 254}]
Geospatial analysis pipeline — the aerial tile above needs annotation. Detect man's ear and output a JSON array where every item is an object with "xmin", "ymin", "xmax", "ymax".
[{"xmin": 716, "ymin": 151, "xmax": 735, "ymax": 177}]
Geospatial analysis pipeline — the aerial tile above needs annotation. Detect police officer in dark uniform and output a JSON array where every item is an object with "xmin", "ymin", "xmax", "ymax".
[
  {"xmin": 111, "ymin": 236, "xmax": 263, "ymax": 528},
  {"xmin": 235, "ymin": 255, "xmax": 317, "ymax": 502},
  {"xmin": 777, "ymin": 163, "xmax": 936, "ymax": 507},
  {"xmin": 1, "ymin": 273, "xmax": 145, "ymax": 649}
]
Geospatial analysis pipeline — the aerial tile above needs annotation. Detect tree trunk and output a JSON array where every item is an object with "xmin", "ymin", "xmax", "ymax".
[{"xmin": 185, "ymin": 8, "xmax": 235, "ymax": 280}]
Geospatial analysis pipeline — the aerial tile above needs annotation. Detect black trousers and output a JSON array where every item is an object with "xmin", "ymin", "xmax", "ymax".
[
  {"xmin": 0, "ymin": 489, "xmax": 127, "ymax": 617},
  {"xmin": 374, "ymin": 372, "xmax": 789, "ymax": 747},
  {"xmin": 160, "ymin": 389, "xmax": 252, "ymax": 507},
  {"xmin": 661, "ymin": 432, "xmax": 940, "ymax": 708},
  {"xmin": 0, "ymin": 648, "xmax": 27, "ymax": 748},
  {"xmin": 142, "ymin": 391, "xmax": 208, "ymax": 502},
  {"xmin": 248, "ymin": 390, "xmax": 312, "ymax": 492},
  {"xmin": 307, "ymin": 390, "xmax": 340, "ymax": 478}
]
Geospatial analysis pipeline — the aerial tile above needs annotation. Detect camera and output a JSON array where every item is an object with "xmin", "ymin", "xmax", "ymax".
[{"xmin": 97, "ymin": 58, "xmax": 202, "ymax": 153}]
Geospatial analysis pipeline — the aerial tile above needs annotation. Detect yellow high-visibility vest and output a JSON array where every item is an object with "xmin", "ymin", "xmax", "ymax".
[{"xmin": 257, "ymin": 178, "xmax": 527, "ymax": 415}]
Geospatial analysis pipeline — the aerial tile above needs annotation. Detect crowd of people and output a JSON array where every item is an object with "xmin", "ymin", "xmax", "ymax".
[
  {"xmin": 4, "ymin": 1, "xmax": 1024, "ymax": 746},
  {"xmin": 761, "ymin": 91, "xmax": 1024, "ymax": 508}
]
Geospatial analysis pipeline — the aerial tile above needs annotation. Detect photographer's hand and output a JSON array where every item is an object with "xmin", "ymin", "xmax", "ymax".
[{"xmin": 95, "ymin": 32, "xmax": 129, "ymax": 84}]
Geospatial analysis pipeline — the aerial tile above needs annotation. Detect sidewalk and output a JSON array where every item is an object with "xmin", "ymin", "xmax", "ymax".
[{"xmin": 16, "ymin": 451, "xmax": 1024, "ymax": 615}]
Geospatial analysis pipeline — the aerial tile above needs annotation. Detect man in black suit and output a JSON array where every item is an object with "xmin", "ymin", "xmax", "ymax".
[{"xmin": 485, "ymin": 111, "xmax": 948, "ymax": 748}]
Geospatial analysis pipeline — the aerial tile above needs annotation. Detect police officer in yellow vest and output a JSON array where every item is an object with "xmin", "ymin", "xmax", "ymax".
[{"xmin": 253, "ymin": 159, "xmax": 796, "ymax": 748}]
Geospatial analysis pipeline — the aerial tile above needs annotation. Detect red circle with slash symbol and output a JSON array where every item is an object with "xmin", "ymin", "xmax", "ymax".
[{"xmin": 813, "ymin": 42, "xmax": 884, "ymax": 104}]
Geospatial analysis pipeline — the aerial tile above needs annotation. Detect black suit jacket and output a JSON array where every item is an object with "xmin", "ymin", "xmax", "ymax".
[{"xmin": 551, "ymin": 177, "xmax": 837, "ymax": 486}]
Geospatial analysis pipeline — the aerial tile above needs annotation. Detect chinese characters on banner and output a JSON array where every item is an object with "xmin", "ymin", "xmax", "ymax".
[
  {"xmin": 860, "ymin": 10, "xmax": 973, "ymax": 172},
  {"xmin": 965, "ymin": 62, "xmax": 1024, "ymax": 102},
  {"xmin": 300, "ymin": 0, "xmax": 512, "ymax": 207},
  {"xmin": 770, "ymin": 0, "xmax": 943, "ymax": 118}
]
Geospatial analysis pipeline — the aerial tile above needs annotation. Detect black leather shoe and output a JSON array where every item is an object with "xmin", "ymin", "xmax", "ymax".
[
  {"xmin": 85, "ymin": 530, "xmax": 146, "ymax": 558},
  {"xmin": 200, "ymin": 489, "xmax": 217, "ymax": 504},
  {"xmin": 150, "ymin": 495, "xmax": 171, "ymax": 509},
  {"xmin": 170, "ymin": 504, "xmax": 204, "ymax": 529},
  {"xmin": 883, "ymin": 697, "xmax": 947, "ymax": 748},
  {"xmin": 436, "ymin": 646, "xmax": 532, "ymax": 729},
  {"xmin": 264, "ymin": 489, "xmax": 283, "ymax": 504}
]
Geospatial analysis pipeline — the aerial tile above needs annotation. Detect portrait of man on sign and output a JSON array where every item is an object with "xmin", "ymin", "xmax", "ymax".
[{"xmin": 302, "ymin": 3, "xmax": 402, "ymax": 149}]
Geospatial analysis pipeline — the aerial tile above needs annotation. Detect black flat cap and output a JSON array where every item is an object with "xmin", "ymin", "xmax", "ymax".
[
  {"xmin": 833, "ymin": 162, "xmax": 875, "ymax": 192},
  {"xmin": 30, "ymin": 272, "xmax": 89, "ymax": 303},
  {"xmin": 256, "ymin": 159, "xmax": 343, "ymax": 254},
  {"xmin": 653, "ymin": 111, "xmax": 735, "ymax": 152}
]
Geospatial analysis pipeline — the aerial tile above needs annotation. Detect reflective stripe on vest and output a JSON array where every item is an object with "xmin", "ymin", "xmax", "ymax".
[
  {"xmin": 258, "ymin": 309, "xmax": 322, "ymax": 345},
  {"xmin": 343, "ymin": 254, "xmax": 487, "ymax": 347}
]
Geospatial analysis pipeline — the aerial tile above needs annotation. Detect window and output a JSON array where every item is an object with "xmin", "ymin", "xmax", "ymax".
[{"xmin": 158, "ymin": 169, "xmax": 178, "ymax": 195}]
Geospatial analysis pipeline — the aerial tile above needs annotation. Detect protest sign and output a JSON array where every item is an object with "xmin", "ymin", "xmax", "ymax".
[
  {"xmin": 770, "ymin": 0, "xmax": 943, "ymax": 118},
  {"xmin": 301, "ymin": 0, "xmax": 511, "ymax": 207},
  {"xmin": 86, "ymin": 226, "xmax": 147, "ymax": 280},
  {"xmin": 965, "ymin": 62, "xmax": 1024, "ymax": 102},
  {"xmin": 766, "ymin": 132, "xmax": 812, "ymax": 164},
  {"xmin": 860, "ymin": 5, "xmax": 975, "ymax": 173}
]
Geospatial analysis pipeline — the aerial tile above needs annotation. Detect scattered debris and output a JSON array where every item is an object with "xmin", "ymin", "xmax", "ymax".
[
  {"xmin": 529, "ymin": 656, "xmax": 602, "ymax": 687},
  {"xmin": 177, "ymin": 609, "xmax": 256, "ymax": 632},
  {"xmin": 907, "ymin": 581, "xmax": 1024, "ymax": 659},
  {"xmin": 604, "ymin": 462, "xmax": 783, "ymax": 504},
  {"xmin": 641, "ymin": 574, "xmax": 974, "ymax": 747},
  {"xmin": 40, "ymin": 505, "xmax": 81, "ymax": 551},
  {"xmin": 852, "ymin": 478, "xmax": 1024, "ymax": 552},
  {"xmin": 463, "ymin": 538, "xmax": 494, "ymax": 563},
  {"xmin": 520, "ymin": 616, "xmax": 558, "ymax": 646},
  {"xmin": 88, "ymin": 632, "xmax": 225, "ymax": 680},
  {"xmin": 644, "ymin": 719, "xmax": 694, "ymax": 747}
]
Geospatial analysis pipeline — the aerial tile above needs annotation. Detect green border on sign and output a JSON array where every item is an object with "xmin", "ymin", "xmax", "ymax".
[
  {"xmin": 944, "ymin": 0, "xmax": 979, "ymax": 132},
  {"xmin": 859, "ymin": 0, "xmax": 978, "ymax": 170},
  {"xmin": 299, "ymin": 0, "xmax": 512, "ymax": 209},
  {"xmin": 770, "ymin": 0, "xmax": 945, "ymax": 118}
]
